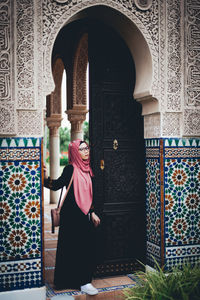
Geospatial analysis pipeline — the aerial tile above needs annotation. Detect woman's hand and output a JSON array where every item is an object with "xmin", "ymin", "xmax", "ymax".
[
  {"xmin": 43, "ymin": 163, "xmax": 48, "ymax": 180},
  {"xmin": 91, "ymin": 212, "xmax": 100, "ymax": 227}
]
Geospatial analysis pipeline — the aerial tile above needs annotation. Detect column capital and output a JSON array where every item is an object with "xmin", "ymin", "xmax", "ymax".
[
  {"xmin": 66, "ymin": 105, "xmax": 88, "ymax": 122},
  {"xmin": 46, "ymin": 115, "xmax": 63, "ymax": 137},
  {"xmin": 46, "ymin": 115, "xmax": 63, "ymax": 128}
]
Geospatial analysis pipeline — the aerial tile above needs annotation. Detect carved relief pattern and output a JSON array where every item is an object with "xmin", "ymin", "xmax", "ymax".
[
  {"xmin": 0, "ymin": 1, "xmax": 10, "ymax": 103},
  {"xmin": 144, "ymin": 114, "xmax": 160, "ymax": 138},
  {"xmin": 162, "ymin": 113, "xmax": 181, "ymax": 137},
  {"xmin": 0, "ymin": 0, "xmax": 16, "ymax": 135},
  {"xmin": 166, "ymin": 0, "xmax": 182, "ymax": 112},
  {"xmin": 185, "ymin": 0, "xmax": 200, "ymax": 107},
  {"xmin": 36, "ymin": 0, "xmax": 44, "ymax": 108},
  {"xmin": 184, "ymin": 110, "xmax": 200, "ymax": 136},
  {"xmin": 0, "ymin": 104, "xmax": 15, "ymax": 134},
  {"xmin": 17, "ymin": 111, "xmax": 43, "ymax": 136},
  {"xmin": 73, "ymin": 33, "xmax": 88, "ymax": 105},
  {"xmin": 52, "ymin": 58, "xmax": 64, "ymax": 114},
  {"xmin": 16, "ymin": 0, "xmax": 35, "ymax": 109},
  {"xmin": 159, "ymin": 0, "xmax": 166, "ymax": 111},
  {"xmin": 42, "ymin": 0, "xmax": 159, "ymax": 97}
]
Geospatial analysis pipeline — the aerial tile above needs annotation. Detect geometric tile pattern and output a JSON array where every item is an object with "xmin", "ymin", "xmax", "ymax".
[
  {"xmin": 165, "ymin": 158, "xmax": 200, "ymax": 247},
  {"xmin": 145, "ymin": 139, "xmax": 161, "ymax": 266},
  {"xmin": 0, "ymin": 138, "xmax": 43, "ymax": 292},
  {"xmin": 164, "ymin": 139, "xmax": 200, "ymax": 269},
  {"xmin": 0, "ymin": 259, "xmax": 42, "ymax": 291},
  {"xmin": 145, "ymin": 138, "xmax": 200, "ymax": 270}
]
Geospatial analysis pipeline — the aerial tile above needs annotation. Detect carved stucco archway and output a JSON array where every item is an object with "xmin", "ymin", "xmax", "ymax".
[
  {"xmin": 67, "ymin": 32, "xmax": 89, "ymax": 141},
  {"xmin": 43, "ymin": 1, "xmax": 159, "ymax": 116}
]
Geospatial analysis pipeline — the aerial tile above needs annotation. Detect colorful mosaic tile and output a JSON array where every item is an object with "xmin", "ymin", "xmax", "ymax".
[
  {"xmin": 146, "ymin": 241, "xmax": 161, "ymax": 265},
  {"xmin": 0, "ymin": 138, "xmax": 43, "ymax": 292},
  {"xmin": 166, "ymin": 245, "xmax": 200, "ymax": 259},
  {"xmin": 163, "ymin": 139, "xmax": 200, "ymax": 269},
  {"xmin": 146, "ymin": 138, "xmax": 200, "ymax": 270},
  {"xmin": 145, "ymin": 139, "xmax": 161, "ymax": 266}
]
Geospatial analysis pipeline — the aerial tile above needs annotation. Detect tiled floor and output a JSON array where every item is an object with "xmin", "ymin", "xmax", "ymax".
[{"xmin": 44, "ymin": 189, "xmax": 136, "ymax": 299}]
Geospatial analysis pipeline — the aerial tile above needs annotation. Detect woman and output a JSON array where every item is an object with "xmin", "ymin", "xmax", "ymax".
[{"xmin": 44, "ymin": 139, "xmax": 100, "ymax": 295}]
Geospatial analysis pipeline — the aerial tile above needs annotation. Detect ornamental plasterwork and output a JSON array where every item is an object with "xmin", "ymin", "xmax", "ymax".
[
  {"xmin": 17, "ymin": 110, "xmax": 43, "ymax": 136},
  {"xmin": 158, "ymin": 0, "xmax": 166, "ymax": 111},
  {"xmin": 185, "ymin": 0, "xmax": 200, "ymax": 107},
  {"xmin": 184, "ymin": 110, "xmax": 200, "ymax": 136},
  {"xmin": 166, "ymin": 0, "xmax": 183, "ymax": 112},
  {"xmin": 162, "ymin": 112, "xmax": 181, "ymax": 137},
  {"xmin": 144, "ymin": 114, "xmax": 160, "ymax": 138},
  {"xmin": 42, "ymin": 0, "xmax": 159, "ymax": 97},
  {"xmin": 16, "ymin": 0, "xmax": 35, "ymax": 109},
  {"xmin": 55, "ymin": 0, "xmax": 153, "ymax": 10},
  {"xmin": 0, "ymin": 0, "xmax": 16, "ymax": 135},
  {"xmin": 0, "ymin": 104, "xmax": 16, "ymax": 135},
  {"xmin": 36, "ymin": 0, "xmax": 44, "ymax": 108}
]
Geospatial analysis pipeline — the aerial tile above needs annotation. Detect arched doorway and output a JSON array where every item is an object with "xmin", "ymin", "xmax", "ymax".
[{"xmin": 49, "ymin": 17, "xmax": 145, "ymax": 277}]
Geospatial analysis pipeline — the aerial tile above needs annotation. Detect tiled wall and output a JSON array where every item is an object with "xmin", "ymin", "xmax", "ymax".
[
  {"xmin": 0, "ymin": 138, "xmax": 43, "ymax": 292},
  {"xmin": 145, "ymin": 139, "xmax": 161, "ymax": 266},
  {"xmin": 146, "ymin": 138, "xmax": 200, "ymax": 269}
]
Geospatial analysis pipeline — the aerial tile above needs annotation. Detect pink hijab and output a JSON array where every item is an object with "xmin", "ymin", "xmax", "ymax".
[{"xmin": 68, "ymin": 139, "xmax": 94, "ymax": 215}]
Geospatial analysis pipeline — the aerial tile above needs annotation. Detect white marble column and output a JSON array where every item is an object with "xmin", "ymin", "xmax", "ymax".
[
  {"xmin": 46, "ymin": 116, "xmax": 62, "ymax": 204},
  {"xmin": 49, "ymin": 126, "xmax": 60, "ymax": 204}
]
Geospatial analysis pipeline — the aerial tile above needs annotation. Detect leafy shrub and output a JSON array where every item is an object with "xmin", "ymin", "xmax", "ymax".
[{"xmin": 124, "ymin": 262, "xmax": 200, "ymax": 300}]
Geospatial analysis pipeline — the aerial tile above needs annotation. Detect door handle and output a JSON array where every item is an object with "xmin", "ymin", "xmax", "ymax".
[
  {"xmin": 113, "ymin": 139, "xmax": 118, "ymax": 150},
  {"xmin": 100, "ymin": 159, "xmax": 105, "ymax": 170}
]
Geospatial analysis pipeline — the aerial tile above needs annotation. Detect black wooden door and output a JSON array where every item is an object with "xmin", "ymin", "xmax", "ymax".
[{"xmin": 89, "ymin": 22, "xmax": 146, "ymax": 276}]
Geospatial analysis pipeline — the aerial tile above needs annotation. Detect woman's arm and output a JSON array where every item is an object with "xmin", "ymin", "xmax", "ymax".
[{"xmin": 43, "ymin": 164, "xmax": 73, "ymax": 191}]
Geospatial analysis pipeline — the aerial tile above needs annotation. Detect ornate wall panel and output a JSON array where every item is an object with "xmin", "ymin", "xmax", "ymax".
[
  {"xmin": 166, "ymin": 0, "xmax": 183, "ymax": 113},
  {"xmin": 73, "ymin": 33, "xmax": 88, "ymax": 106},
  {"xmin": 145, "ymin": 138, "xmax": 200, "ymax": 269},
  {"xmin": 158, "ymin": 0, "xmax": 167, "ymax": 111},
  {"xmin": 159, "ymin": 0, "xmax": 184, "ymax": 118},
  {"xmin": 162, "ymin": 112, "xmax": 181, "ymax": 137},
  {"xmin": 144, "ymin": 114, "xmax": 160, "ymax": 138},
  {"xmin": 163, "ymin": 138, "xmax": 200, "ymax": 269},
  {"xmin": 0, "ymin": 138, "xmax": 43, "ymax": 291},
  {"xmin": 145, "ymin": 139, "xmax": 161, "ymax": 266},
  {"xmin": 42, "ymin": 0, "xmax": 159, "ymax": 98},
  {"xmin": 185, "ymin": 0, "xmax": 200, "ymax": 108},
  {"xmin": 35, "ymin": 0, "xmax": 44, "ymax": 109},
  {"xmin": 0, "ymin": 0, "xmax": 16, "ymax": 135},
  {"xmin": 17, "ymin": 110, "xmax": 43, "ymax": 137},
  {"xmin": 184, "ymin": 109, "xmax": 200, "ymax": 136},
  {"xmin": 16, "ymin": 0, "xmax": 36, "ymax": 109}
]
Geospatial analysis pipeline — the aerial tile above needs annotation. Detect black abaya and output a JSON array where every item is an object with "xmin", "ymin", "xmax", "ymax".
[{"xmin": 44, "ymin": 165, "xmax": 96, "ymax": 289}]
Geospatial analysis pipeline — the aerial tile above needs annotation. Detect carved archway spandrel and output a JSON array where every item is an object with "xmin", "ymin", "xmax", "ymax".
[
  {"xmin": 73, "ymin": 33, "xmax": 88, "ymax": 106},
  {"xmin": 43, "ymin": 1, "xmax": 158, "ymax": 100}
]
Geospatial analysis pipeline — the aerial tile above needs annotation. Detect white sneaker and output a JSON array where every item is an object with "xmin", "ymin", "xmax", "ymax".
[{"xmin": 81, "ymin": 283, "xmax": 98, "ymax": 295}]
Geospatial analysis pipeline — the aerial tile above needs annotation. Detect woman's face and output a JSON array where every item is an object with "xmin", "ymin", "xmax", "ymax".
[{"xmin": 78, "ymin": 142, "xmax": 90, "ymax": 160}]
